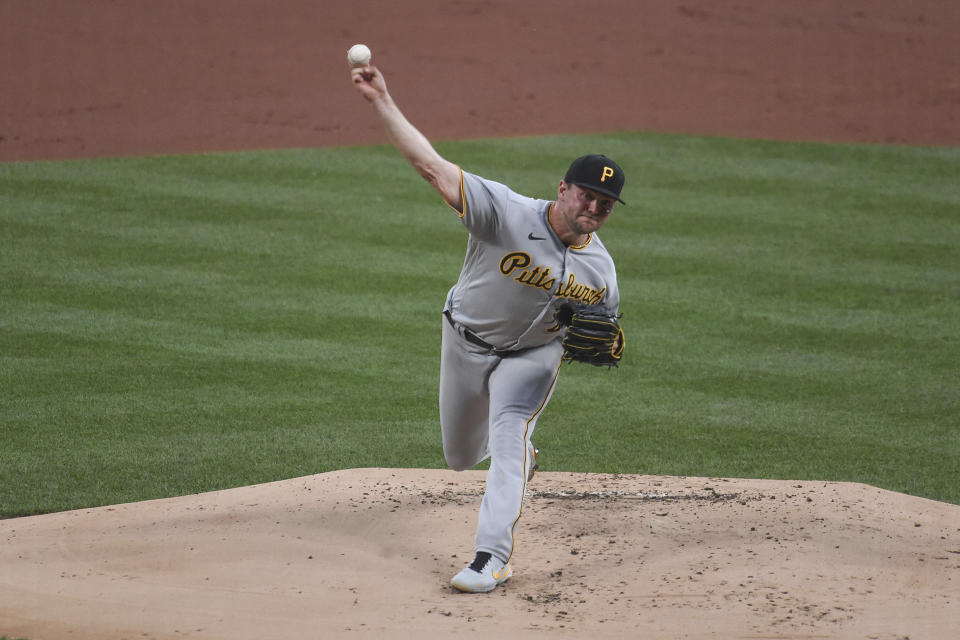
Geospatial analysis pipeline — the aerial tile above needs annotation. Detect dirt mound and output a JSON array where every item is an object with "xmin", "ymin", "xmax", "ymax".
[{"xmin": 2, "ymin": 468, "xmax": 957, "ymax": 639}]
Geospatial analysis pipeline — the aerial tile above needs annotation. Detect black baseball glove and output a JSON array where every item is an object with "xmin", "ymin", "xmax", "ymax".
[{"xmin": 556, "ymin": 302, "xmax": 624, "ymax": 368}]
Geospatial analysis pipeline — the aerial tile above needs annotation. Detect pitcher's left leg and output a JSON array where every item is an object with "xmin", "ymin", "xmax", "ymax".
[{"xmin": 474, "ymin": 343, "xmax": 563, "ymax": 564}]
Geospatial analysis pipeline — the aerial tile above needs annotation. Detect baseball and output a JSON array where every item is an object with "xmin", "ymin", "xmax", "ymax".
[{"xmin": 347, "ymin": 43, "xmax": 372, "ymax": 67}]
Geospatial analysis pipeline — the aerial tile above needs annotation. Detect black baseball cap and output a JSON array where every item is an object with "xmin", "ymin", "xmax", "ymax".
[{"xmin": 564, "ymin": 154, "xmax": 626, "ymax": 205}]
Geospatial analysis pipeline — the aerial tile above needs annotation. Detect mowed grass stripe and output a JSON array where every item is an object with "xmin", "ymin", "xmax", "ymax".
[{"xmin": 1, "ymin": 132, "xmax": 958, "ymax": 516}]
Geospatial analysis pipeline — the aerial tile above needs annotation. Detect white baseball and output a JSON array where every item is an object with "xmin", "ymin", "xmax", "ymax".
[{"xmin": 347, "ymin": 43, "xmax": 372, "ymax": 67}]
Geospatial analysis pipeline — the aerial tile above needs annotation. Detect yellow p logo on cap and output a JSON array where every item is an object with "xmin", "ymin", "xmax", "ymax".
[{"xmin": 601, "ymin": 167, "xmax": 615, "ymax": 182}]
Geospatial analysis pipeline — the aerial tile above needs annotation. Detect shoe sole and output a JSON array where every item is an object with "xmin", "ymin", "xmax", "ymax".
[
  {"xmin": 527, "ymin": 448, "xmax": 539, "ymax": 482},
  {"xmin": 451, "ymin": 567, "xmax": 513, "ymax": 593}
]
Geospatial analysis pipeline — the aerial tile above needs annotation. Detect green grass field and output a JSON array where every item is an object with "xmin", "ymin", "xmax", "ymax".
[{"xmin": 2, "ymin": 132, "xmax": 958, "ymax": 517}]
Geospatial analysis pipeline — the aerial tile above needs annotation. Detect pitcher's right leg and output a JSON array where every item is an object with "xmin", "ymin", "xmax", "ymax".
[{"xmin": 438, "ymin": 316, "xmax": 495, "ymax": 470}]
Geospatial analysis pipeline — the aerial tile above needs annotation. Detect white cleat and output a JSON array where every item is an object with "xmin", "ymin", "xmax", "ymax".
[
  {"xmin": 528, "ymin": 447, "xmax": 539, "ymax": 482},
  {"xmin": 451, "ymin": 551, "xmax": 513, "ymax": 593}
]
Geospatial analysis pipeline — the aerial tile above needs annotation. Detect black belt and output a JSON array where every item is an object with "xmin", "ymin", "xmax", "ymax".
[{"xmin": 443, "ymin": 310, "xmax": 525, "ymax": 358}]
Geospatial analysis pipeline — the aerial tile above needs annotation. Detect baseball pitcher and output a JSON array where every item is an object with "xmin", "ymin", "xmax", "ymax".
[{"xmin": 350, "ymin": 59, "xmax": 625, "ymax": 593}]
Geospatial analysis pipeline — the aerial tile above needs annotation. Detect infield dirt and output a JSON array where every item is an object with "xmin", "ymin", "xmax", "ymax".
[
  {"xmin": 1, "ymin": 2, "xmax": 958, "ymax": 639},
  {"xmin": 2, "ymin": 469, "xmax": 958, "ymax": 639},
  {"xmin": 2, "ymin": 0, "xmax": 960, "ymax": 163}
]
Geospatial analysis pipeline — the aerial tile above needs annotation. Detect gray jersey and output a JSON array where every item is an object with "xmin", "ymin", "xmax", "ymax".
[{"xmin": 444, "ymin": 170, "xmax": 620, "ymax": 351}]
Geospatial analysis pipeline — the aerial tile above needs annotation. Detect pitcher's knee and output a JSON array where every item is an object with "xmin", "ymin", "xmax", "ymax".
[{"xmin": 444, "ymin": 450, "xmax": 476, "ymax": 472}]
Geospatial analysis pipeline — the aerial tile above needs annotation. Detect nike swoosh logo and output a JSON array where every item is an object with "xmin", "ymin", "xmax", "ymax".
[
  {"xmin": 528, "ymin": 232, "xmax": 546, "ymax": 240},
  {"xmin": 492, "ymin": 565, "xmax": 511, "ymax": 580}
]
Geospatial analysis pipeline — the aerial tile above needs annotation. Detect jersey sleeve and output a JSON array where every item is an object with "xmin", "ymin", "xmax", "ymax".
[{"xmin": 454, "ymin": 171, "xmax": 515, "ymax": 242}]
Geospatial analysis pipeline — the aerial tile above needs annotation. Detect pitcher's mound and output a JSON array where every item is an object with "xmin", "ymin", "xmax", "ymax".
[{"xmin": 1, "ymin": 468, "xmax": 957, "ymax": 639}]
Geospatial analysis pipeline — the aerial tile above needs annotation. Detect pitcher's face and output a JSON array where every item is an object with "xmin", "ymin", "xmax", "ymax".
[{"xmin": 555, "ymin": 181, "xmax": 615, "ymax": 237}]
